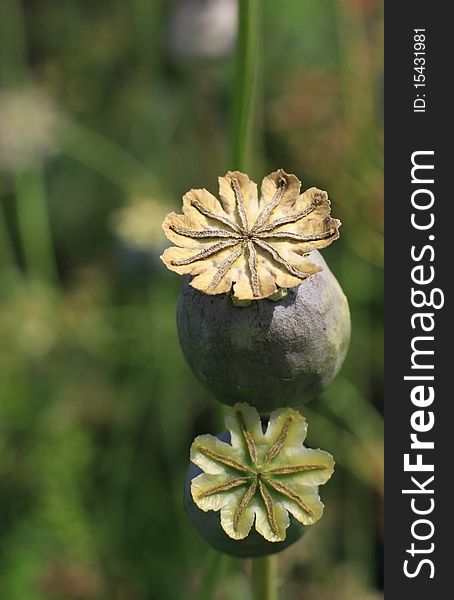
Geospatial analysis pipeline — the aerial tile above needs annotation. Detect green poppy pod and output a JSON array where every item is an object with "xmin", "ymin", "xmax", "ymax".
[
  {"xmin": 177, "ymin": 251, "xmax": 350, "ymax": 412},
  {"xmin": 184, "ymin": 432, "xmax": 307, "ymax": 558}
]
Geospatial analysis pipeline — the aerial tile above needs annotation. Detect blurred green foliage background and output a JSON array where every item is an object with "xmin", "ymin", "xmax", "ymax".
[{"xmin": 0, "ymin": 0, "xmax": 383, "ymax": 598}]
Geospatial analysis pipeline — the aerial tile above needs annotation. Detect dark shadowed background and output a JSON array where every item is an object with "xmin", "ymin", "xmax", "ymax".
[{"xmin": 0, "ymin": 1, "xmax": 383, "ymax": 598}]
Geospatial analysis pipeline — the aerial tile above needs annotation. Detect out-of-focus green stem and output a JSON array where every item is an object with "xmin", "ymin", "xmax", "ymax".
[
  {"xmin": 252, "ymin": 555, "xmax": 277, "ymax": 600},
  {"xmin": 199, "ymin": 552, "xmax": 227, "ymax": 600},
  {"xmin": 0, "ymin": 0, "xmax": 58, "ymax": 286},
  {"xmin": 60, "ymin": 121, "xmax": 157, "ymax": 195},
  {"xmin": 14, "ymin": 166, "xmax": 58, "ymax": 284},
  {"xmin": 0, "ymin": 0, "xmax": 27, "ymax": 85},
  {"xmin": 230, "ymin": 0, "xmax": 259, "ymax": 172},
  {"xmin": 230, "ymin": 4, "xmax": 275, "ymax": 597},
  {"xmin": 0, "ymin": 204, "xmax": 16, "ymax": 270}
]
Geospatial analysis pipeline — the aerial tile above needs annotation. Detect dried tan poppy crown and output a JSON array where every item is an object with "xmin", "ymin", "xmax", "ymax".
[{"xmin": 161, "ymin": 169, "xmax": 341, "ymax": 301}]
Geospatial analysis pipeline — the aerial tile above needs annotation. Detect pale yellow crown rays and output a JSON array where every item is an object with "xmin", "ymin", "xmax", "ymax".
[
  {"xmin": 190, "ymin": 403, "xmax": 335, "ymax": 543},
  {"xmin": 161, "ymin": 170, "xmax": 341, "ymax": 301}
]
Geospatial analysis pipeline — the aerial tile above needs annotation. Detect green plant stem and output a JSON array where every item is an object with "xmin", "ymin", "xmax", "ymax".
[
  {"xmin": 0, "ymin": 203, "xmax": 17, "ymax": 271},
  {"xmin": 230, "ymin": 0, "xmax": 259, "ymax": 172},
  {"xmin": 252, "ymin": 555, "xmax": 277, "ymax": 600},
  {"xmin": 14, "ymin": 166, "xmax": 58, "ymax": 285},
  {"xmin": 1, "ymin": 0, "xmax": 59, "ymax": 286},
  {"xmin": 231, "ymin": 6, "xmax": 275, "ymax": 599},
  {"xmin": 0, "ymin": 0, "xmax": 28, "ymax": 85},
  {"xmin": 199, "ymin": 552, "xmax": 227, "ymax": 600},
  {"xmin": 60, "ymin": 121, "xmax": 157, "ymax": 195}
]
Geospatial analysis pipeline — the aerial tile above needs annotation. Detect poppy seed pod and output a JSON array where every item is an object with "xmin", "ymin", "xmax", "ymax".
[
  {"xmin": 183, "ymin": 404, "xmax": 334, "ymax": 557},
  {"xmin": 177, "ymin": 251, "xmax": 350, "ymax": 412},
  {"xmin": 183, "ymin": 432, "xmax": 307, "ymax": 558},
  {"xmin": 161, "ymin": 170, "xmax": 341, "ymax": 302},
  {"xmin": 184, "ymin": 456, "xmax": 306, "ymax": 558}
]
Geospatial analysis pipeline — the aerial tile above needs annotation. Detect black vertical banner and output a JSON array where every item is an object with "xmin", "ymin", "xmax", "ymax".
[{"xmin": 386, "ymin": 2, "xmax": 450, "ymax": 597}]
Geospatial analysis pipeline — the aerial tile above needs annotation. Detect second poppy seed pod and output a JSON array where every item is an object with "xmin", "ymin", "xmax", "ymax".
[
  {"xmin": 184, "ymin": 404, "xmax": 334, "ymax": 557},
  {"xmin": 177, "ymin": 250, "xmax": 350, "ymax": 412},
  {"xmin": 184, "ymin": 456, "xmax": 307, "ymax": 558}
]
